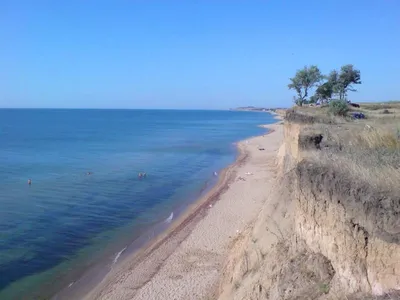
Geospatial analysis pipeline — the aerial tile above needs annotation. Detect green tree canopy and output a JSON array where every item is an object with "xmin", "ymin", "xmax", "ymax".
[
  {"xmin": 288, "ymin": 65, "xmax": 322, "ymax": 106},
  {"xmin": 314, "ymin": 82, "xmax": 332, "ymax": 103},
  {"xmin": 313, "ymin": 70, "xmax": 339, "ymax": 103},
  {"xmin": 327, "ymin": 70, "xmax": 339, "ymax": 89},
  {"xmin": 336, "ymin": 64, "xmax": 361, "ymax": 100}
]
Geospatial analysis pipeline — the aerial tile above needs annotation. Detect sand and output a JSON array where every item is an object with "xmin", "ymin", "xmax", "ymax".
[{"xmin": 83, "ymin": 120, "xmax": 284, "ymax": 300}]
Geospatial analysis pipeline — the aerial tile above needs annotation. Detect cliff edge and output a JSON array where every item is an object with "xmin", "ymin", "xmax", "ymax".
[{"xmin": 218, "ymin": 106, "xmax": 400, "ymax": 300}]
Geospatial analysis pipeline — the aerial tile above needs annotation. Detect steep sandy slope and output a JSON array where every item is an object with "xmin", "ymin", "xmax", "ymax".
[{"xmin": 218, "ymin": 120, "xmax": 400, "ymax": 300}]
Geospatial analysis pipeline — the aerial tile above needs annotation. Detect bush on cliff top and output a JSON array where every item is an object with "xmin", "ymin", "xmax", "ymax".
[{"xmin": 329, "ymin": 100, "xmax": 349, "ymax": 116}]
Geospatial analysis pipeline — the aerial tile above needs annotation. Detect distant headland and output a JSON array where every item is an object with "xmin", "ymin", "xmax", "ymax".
[{"xmin": 230, "ymin": 106, "xmax": 285, "ymax": 112}]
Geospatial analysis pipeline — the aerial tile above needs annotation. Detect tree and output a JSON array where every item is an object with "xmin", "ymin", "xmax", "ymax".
[
  {"xmin": 309, "ymin": 95, "xmax": 318, "ymax": 104},
  {"xmin": 316, "ymin": 70, "xmax": 340, "ymax": 103},
  {"xmin": 314, "ymin": 82, "xmax": 334, "ymax": 104},
  {"xmin": 327, "ymin": 70, "xmax": 339, "ymax": 94},
  {"xmin": 335, "ymin": 64, "xmax": 361, "ymax": 100},
  {"xmin": 288, "ymin": 65, "xmax": 322, "ymax": 106}
]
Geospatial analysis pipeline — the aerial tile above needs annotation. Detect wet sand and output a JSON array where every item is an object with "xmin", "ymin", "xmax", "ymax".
[{"xmin": 79, "ymin": 119, "xmax": 284, "ymax": 300}]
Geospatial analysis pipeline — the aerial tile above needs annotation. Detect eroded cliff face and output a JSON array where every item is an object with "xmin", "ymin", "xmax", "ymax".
[
  {"xmin": 218, "ymin": 122, "xmax": 400, "ymax": 300},
  {"xmin": 296, "ymin": 160, "xmax": 400, "ymax": 296}
]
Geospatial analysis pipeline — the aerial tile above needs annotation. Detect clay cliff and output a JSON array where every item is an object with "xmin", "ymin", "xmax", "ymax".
[{"xmin": 218, "ymin": 110, "xmax": 400, "ymax": 300}]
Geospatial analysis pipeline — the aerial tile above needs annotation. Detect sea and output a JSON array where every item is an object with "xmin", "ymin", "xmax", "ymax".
[{"xmin": 0, "ymin": 109, "xmax": 275, "ymax": 300}]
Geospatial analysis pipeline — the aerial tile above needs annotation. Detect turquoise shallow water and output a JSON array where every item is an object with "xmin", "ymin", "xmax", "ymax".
[{"xmin": 0, "ymin": 109, "xmax": 275, "ymax": 299}]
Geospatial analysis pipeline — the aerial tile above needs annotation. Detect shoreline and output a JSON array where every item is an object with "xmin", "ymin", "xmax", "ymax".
[
  {"xmin": 0, "ymin": 111, "xmax": 282, "ymax": 300},
  {"xmin": 52, "ymin": 135, "xmax": 249, "ymax": 300},
  {"xmin": 75, "ymin": 116, "xmax": 283, "ymax": 300}
]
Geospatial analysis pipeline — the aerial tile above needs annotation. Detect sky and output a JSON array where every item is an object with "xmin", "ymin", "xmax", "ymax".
[{"xmin": 1, "ymin": 0, "xmax": 399, "ymax": 109}]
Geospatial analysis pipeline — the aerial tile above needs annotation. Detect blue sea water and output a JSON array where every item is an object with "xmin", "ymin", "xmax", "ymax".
[{"xmin": 0, "ymin": 109, "xmax": 275, "ymax": 299}]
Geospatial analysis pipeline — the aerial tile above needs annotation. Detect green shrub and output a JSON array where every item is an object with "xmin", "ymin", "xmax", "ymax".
[
  {"xmin": 329, "ymin": 100, "xmax": 349, "ymax": 116},
  {"xmin": 319, "ymin": 283, "xmax": 330, "ymax": 294}
]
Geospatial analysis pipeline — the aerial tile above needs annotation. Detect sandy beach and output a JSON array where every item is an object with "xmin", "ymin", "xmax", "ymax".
[{"xmin": 81, "ymin": 119, "xmax": 284, "ymax": 300}]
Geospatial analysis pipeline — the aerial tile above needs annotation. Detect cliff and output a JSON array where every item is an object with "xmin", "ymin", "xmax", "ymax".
[{"xmin": 218, "ymin": 110, "xmax": 400, "ymax": 299}]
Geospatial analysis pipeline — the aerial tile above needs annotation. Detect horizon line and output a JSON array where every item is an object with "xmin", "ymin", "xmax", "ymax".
[{"xmin": 0, "ymin": 107, "xmax": 284, "ymax": 111}]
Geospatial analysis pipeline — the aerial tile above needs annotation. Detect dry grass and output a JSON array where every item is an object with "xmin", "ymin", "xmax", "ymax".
[
  {"xmin": 360, "ymin": 101, "xmax": 400, "ymax": 111},
  {"xmin": 354, "ymin": 127, "xmax": 400, "ymax": 150},
  {"xmin": 290, "ymin": 101, "xmax": 400, "ymax": 124},
  {"xmin": 294, "ymin": 102, "xmax": 400, "ymax": 191},
  {"xmin": 306, "ymin": 123, "xmax": 400, "ymax": 190},
  {"xmin": 354, "ymin": 102, "xmax": 400, "ymax": 121},
  {"xmin": 286, "ymin": 107, "xmax": 347, "ymax": 124}
]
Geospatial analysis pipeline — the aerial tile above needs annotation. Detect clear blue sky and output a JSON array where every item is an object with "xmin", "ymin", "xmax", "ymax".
[{"xmin": 1, "ymin": 0, "xmax": 399, "ymax": 109}]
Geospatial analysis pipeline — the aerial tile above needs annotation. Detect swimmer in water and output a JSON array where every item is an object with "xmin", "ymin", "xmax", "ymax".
[
  {"xmin": 28, "ymin": 179, "xmax": 32, "ymax": 185},
  {"xmin": 138, "ymin": 173, "xmax": 142, "ymax": 178},
  {"xmin": 143, "ymin": 172, "xmax": 146, "ymax": 178}
]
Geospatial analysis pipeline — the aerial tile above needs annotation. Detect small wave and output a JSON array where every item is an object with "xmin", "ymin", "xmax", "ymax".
[
  {"xmin": 113, "ymin": 246, "xmax": 127, "ymax": 264},
  {"xmin": 165, "ymin": 212, "xmax": 174, "ymax": 223}
]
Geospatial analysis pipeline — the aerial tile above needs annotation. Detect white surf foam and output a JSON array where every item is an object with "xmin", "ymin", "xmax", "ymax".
[
  {"xmin": 165, "ymin": 212, "xmax": 174, "ymax": 223},
  {"xmin": 113, "ymin": 246, "xmax": 127, "ymax": 264}
]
